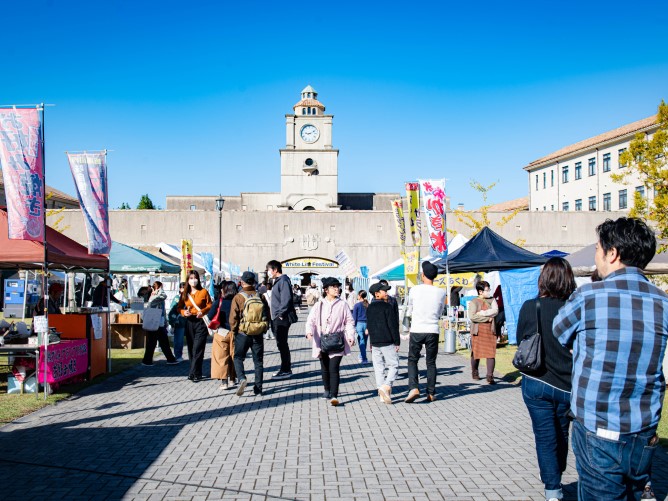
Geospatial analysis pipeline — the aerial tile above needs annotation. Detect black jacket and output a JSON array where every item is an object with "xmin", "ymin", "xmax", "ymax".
[{"xmin": 366, "ymin": 301, "xmax": 400, "ymax": 347}]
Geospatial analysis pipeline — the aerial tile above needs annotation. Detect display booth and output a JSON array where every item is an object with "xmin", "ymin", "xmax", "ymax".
[{"xmin": 0, "ymin": 209, "xmax": 109, "ymax": 395}]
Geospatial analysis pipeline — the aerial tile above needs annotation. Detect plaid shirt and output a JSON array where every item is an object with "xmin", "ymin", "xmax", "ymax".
[{"xmin": 553, "ymin": 267, "xmax": 668, "ymax": 434}]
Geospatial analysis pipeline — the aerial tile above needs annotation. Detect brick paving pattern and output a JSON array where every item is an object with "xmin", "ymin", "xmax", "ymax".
[{"xmin": 1, "ymin": 318, "xmax": 667, "ymax": 500}]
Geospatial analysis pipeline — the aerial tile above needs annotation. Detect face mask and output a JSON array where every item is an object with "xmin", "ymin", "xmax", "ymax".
[
  {"xmin": 188, "ymin": 279, "xmax": 197, "ymax": 287},
  {"xmin": 267, "ymin": 269, "xmax": 275, "ymax": 279}
]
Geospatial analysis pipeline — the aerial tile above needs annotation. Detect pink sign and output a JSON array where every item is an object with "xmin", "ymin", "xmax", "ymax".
[
  {"xmin": 38, "ymin": 339, "xmax": 88, "ymax": 384},
  {"xmin": 0, "ymin": 108, "xmax": 44, "ymax": 241},
  {"xmin": 419, "ymin": 179, "xmax": 447, "ymax": 257}
]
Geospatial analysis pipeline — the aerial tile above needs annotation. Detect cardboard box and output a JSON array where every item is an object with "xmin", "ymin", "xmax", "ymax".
[{"xmin": 117, "ymin": 313, "xmax": 141, "ymax": 324}]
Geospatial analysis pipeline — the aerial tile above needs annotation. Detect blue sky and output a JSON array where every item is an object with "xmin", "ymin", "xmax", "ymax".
[{"xmin": 3, "ymin": 0, "xmax": 667, "ymax": 209}]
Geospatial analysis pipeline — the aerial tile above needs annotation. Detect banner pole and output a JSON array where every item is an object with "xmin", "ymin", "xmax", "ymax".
[{"xmin": 40, "ymin": 103, "xmax": 48, "ymax": 400}]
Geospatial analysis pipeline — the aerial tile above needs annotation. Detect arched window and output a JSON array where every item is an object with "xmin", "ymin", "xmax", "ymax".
[
  {"xmin": 303, "ymin": 206, "xmax": 315, "ymax": 210},
  {"xmin": 302, "ymin": 108, "xmax": 306, "ymax": 115},
  {"xmin": 313, "ymin": 108, "xmax": 317, "ymax": 115},
  {"xmin": 308, "ymin": 93, "xmax": 312, "ymax": 98}
]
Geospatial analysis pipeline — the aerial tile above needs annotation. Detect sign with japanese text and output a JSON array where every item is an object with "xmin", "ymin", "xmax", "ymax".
[
  {"xmin": 38, "ymin": 339, "xmax": 88, "ymax": 384},
  {"xmin": 391, "ymin": 198, "xmax": 406, "ymax": 253},
  {"xmin": 419, "ymin": 179, "xmax": 447, "ymax": 258},
  {"xmin": 181, "ymin": 239, "xmax": 193, "ymax": 282},
  {"xmin": 405, "ymin": 183, "xmax": 422, "ymax": 247},
  {"xmin": 67, "ymin": 152, "xmax": 111, "ymax": 254},
  {"xmin": 433, "ymin": 273, "xmax": 476, "ymax": 289},
  {"xmin": 334, "ymin": 250, "xmax": 359, "ymax": 278},
  {"xmin": 403, "ymin": 250, "xmax": 419, "ymax": 288},
  {"xmin": 0, "ymin": 108, "xmax": 44, "ymax": 241}
]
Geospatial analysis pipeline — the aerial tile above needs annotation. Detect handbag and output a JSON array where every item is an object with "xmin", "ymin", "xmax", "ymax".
[
  {"xmin": 188, "ymin": 293, "xmax": 212, "ymax": 329},
  {"xmin": 143, "ymin": 307, "xmax": 163, "ymax": 332},
  {"xmin": 208, "ymin": 298, "xmax": 224, "ymax": 330},
  {"xmin": 287, "ymin": 307, "xmax": 299, "ymax": 324},
  {"xmin": 512, "ymin": 299, "xmax": 544, "ymax": 372},
  {"xmin": 317, "ymin": 302, "xmax": 345, "ymax": 354}
]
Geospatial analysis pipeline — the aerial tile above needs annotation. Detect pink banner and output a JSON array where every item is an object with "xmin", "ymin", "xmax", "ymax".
[
  {"xmin": 0, "ymin": 108, "xmax": 44, "ymax": 241},
  {"xmin": 38, "ymin": 339, "xmax": 88, "ymax": 384},
  {"xmin": 419, "ymin": 179, "xmax": 447, "ymax": 257}
]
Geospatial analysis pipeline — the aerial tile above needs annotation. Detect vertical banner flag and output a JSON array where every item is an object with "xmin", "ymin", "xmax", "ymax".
[
  {"xmin": 66, "ymin": 152, "xmax": 111, "ymax": 254},
  {"xmin": 405, "ymin": 183, "xmax": 422, "ymax": 247},
  {"xmin": 334, "ymin": 250, "xmax": 359, "ymax": 278},
  {"xmin": 391, "ymin": 199, "xmax": 406, "ymax": 254},
  {"xmin": 403, "ymin": 250, "xmax": 420, "ymax": 288},
  {"xmin": 181, "ymin": 239, "xmax": 193, "ymax": 282},
  {"xmin": 0, "ymin": 108, "xmax": 44, "ymax": 241},
  {"xmin": 419, "ymin": 179, "xmax": 447, "ymax": 258}
]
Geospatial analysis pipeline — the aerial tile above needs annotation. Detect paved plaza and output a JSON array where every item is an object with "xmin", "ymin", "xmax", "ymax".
[{"xmin": 1, "ymin": 320, "xmax": 667, "ymax": 501}]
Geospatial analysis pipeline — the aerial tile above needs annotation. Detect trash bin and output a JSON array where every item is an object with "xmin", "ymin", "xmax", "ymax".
[{"xmin": 443, "ymin": 328, "xmax": 456, "ymax": 354}]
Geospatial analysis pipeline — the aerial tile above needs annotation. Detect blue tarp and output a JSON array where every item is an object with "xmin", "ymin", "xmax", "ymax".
[
  {"xmin": 542, "ymin": 249, "xmax": 569, "ymax": 258},
  {"xmin": 499, "ymin": 267, "xmax": 541, "ymax": 344}
]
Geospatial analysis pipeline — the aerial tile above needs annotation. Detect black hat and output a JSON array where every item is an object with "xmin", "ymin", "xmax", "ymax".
[
  {"xmin": 241, "ymin": 271, "xmax": 256, "ymax": 285},
  {"xmin": 422, "ymin": 261, "xmax": 438, "ymax": 280},
  {"xmin": 369, "ymin": 282, "xmax": 391, "ymax": 295},
  {"xmin": 321, "ymin": 277, "xmax": 342, "ymax": 289}
]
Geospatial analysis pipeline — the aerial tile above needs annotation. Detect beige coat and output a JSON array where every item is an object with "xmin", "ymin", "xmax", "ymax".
[{"xmin": 468, "ymin": 297, "xmax": 498, "ymax": 335}]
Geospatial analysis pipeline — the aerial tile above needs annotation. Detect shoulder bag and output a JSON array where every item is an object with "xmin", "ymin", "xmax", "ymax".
[
  {"xmin": 512, "ymin": 299, "xmax": 544, "ymax": 372},
  {"xmin": 188, "ymin": 293, "xmax": 212, "ymax": 331},
  {"xmin": 208, "ymin": 298, "xmax": 230, "ymax": 340},
  {"xmin": 142, "ymin": 307, "xmax": 163, "ymax": 332},
  {"xmin": 319, "ymin": 301, "xmax": 345, "ymax": 354}
]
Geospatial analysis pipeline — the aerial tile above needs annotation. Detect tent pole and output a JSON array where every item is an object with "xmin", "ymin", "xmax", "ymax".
[{"xmin": 41, "ymin": 103, "xmax": 48, "ymax": 400}]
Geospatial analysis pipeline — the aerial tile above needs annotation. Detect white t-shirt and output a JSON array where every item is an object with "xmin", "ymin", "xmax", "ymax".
[{"xmin": 407, "ymin": 284, "xmax": 447, "ymax": 334}]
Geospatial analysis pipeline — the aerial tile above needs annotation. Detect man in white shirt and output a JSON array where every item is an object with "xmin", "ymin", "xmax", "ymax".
[{"xmin": 405, "ymin": 261, "xmax": 447, "ymax": 403}]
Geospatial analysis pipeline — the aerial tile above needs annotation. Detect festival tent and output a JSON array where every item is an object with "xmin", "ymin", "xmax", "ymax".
[
  {"xmin": 434, "ymin": 227, "xmax": 548, "ymax": 273},
  {"xmin": 0, "ymin": 209, "xmax": 108, "ymax": 270},
  {"xmin": 157, "ymin": 242, "xmax": 230, "ymax": 276},
  {"xmin": 542, "ymin": 249, "xmax": 569, "ymax": 258},
  {"xmin": 109, "ymin": 242, "xmax": 180, "ymax": 274},
  {"xmin": 566, "ymin": 242, "xmax": 668, "ymax": 276}
]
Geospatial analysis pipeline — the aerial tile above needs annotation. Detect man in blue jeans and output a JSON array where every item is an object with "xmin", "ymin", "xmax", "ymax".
[{"xmin": 553, "ymin": 218, "xmax": 666, "ymax": 501}]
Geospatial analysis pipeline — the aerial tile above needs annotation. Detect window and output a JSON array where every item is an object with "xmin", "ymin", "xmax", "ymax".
[
  {"xmin": 562, "ymin": 166, "xmax": 569, "ymax": 183},
  {"xmin": 575, "ymin": 162, "xmax": 582, "ymax": 180},
  {"xmin": 543, "ymin": 206, "xmax": 546, "ymax": 211},
  {"xmin": 588, "ymin": 157, "xmax": 596, "ymax": 176},
  {"xmin": 535, "ymin": 174, "xmax": 539, "ymax": 190},
  {"xmin": 588, "ymin": 196, "xmax": 597, "ymax": 211},
  {"xmin": 302, "ymin": 108, "xmax": 305, "ymax": 115},
  {"xmin": 562, "ymin": 201, "xmax": 569, "ymax": 211},
  {"xmin": 313, "ymin": 108, "xmax": 317, "ymax": 115},
  {"xmin": 551, "ymin": 170, "xmax": 554, "ymax": 187},
  {"xmin": 543, "ymin": 172, "xmax": 546, "ymax": 189},
  {"xmin": 189, "ymin": 205, "xmax": 196, "ymax": 211},
  {"xmin": 551, "ymin": 204, "xmax": 554, "ymax": 211},
  {"xmin": 575, "ymin": 199, "xmax": 582, "ymax": 211},
  {"xmin": 603, "ymin": 153, "xmax": 611, "ymax": 172},
  {"xmin": 618, "ymin": 148, "xmax": 627, "ymax": 168},
  {"xmin": 619, "ymin": 189, "xmax": 628, "ymax": 209},
  {"xmin": 636, "ymin": 185, "xmax": 645, "ymax": 198},
  {"xmin": 603, "ymin": 192, "xmax": 611, "ymax": 211}
]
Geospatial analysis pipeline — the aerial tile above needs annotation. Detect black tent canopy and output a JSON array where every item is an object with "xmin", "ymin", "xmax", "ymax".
[{"xmin": 434, "ymin": 227, "xmax": 548, "ymax": 273}]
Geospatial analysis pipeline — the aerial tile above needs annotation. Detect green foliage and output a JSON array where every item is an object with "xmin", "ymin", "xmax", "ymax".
[
  {"xmin": 136, "ymin": 194, "xmax": 156, "ymax": 210},
  {"xmin": 612, "ymin": 100, "xmax": 668, "ymax": 251},
  {"xmin": 118, "ymin": 202, "xmax": 131, "ymax": 210}
]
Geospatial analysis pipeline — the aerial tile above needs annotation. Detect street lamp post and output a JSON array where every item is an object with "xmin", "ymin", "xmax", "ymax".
[{"xmin": 215, "ymin": 195, "xmax": 225, "ymax": 279}]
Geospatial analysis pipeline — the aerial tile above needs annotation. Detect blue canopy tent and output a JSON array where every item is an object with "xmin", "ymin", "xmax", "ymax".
[{"xmin": 541, "ymin": 249, "xmax": 569, "ymax": 258}]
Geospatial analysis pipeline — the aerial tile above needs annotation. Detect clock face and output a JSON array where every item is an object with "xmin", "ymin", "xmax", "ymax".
[{"xmin": 300, "ymin": 124, "xmax": 320, "ymax": 143}]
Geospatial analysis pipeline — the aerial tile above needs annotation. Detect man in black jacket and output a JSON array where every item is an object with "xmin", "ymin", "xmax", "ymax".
[
  {"xmin": 266, "ymin": 260, "xmax": 294, "ymax": 379},
  {"xmin": 367, "ymin": 282, "xmax": 401, "ymax": 404}
]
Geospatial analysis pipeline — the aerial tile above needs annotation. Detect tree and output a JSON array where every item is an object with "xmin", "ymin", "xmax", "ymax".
[
  {"xmin": 136, "ymin": 194, "xmax": 156, "ymax": 210},
  {"xmin": 613, "ymin": 100, "xmax": 668, "ymax": 251},
  {"xmin": 118, "ymin": 202, "xmax": 131, "ymax": 210}
]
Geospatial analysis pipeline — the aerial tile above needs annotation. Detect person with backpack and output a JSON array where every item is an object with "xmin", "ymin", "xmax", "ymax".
[{"xmin": 230, "ymin": 271, "xmax": 270, "ymax": 396}]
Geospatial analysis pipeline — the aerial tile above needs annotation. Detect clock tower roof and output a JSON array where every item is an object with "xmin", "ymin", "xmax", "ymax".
[{"xmin": 294, "ymin": 85, "xmax": 325, "ymax": 114}]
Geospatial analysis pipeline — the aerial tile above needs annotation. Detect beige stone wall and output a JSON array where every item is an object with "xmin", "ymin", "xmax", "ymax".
[{"xmin": 58, "ymin": 209, "xmax": 626, "ymax": 273}]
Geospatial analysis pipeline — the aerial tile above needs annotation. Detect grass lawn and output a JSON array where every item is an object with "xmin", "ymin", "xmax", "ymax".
[
  {"xmin": 0, "ymin": 348, "xmax": 144, "ymax": 425},
  {"xmin": 457, "ymin": 343, "xmax": 668, "ymax": 448}
]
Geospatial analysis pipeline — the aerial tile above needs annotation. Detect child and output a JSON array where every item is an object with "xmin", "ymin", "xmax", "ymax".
[{"xmin": 366, "ymin": 282, "xmax": 400, "ymax": 404}]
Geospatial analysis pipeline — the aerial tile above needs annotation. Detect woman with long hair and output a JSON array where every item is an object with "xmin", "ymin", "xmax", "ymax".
[
  {"xmin": 305, "ymin": 277, "xmax": 355, "ymax": 406},
  {"xmin": 352, "ymin": 290, "xmax": 369, "ymax": 363},
  {"xmin": 468, "ymin": 280, "xmax": 499, "ymax": 384},
  {"xmin": 517, "ymin": 257, "xmax": 576, "ymax": 501},
  {"xmin": 177, "ymin": 270, "xmax": 212, "ymax": 382},
  {"xmin": 142, "ymin": 280, "xmax": 178, "ymax": 366},
  {"xmin": 209, "ymin": 281, "xmax": 237, "ymax": 389}
]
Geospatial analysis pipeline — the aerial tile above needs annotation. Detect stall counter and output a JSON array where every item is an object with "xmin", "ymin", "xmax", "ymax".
[{"xmin": 48, "ymin": 313, "xmax": 108, "ymax": 379}]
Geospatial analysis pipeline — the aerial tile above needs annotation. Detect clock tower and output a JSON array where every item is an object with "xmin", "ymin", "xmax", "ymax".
[{"xmin": 280, "ymin": 85, "xmax": 339, "ymax": 210}]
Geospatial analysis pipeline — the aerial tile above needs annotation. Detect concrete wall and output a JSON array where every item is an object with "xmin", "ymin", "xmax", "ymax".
[{"xmin": 57, "ymin": 209, "xmax": 627, "ymax": 274}]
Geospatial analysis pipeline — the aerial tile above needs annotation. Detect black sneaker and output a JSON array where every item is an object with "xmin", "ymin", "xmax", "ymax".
[
  {"xmin": 322, "ymin": 391, "xmax": 331, "ymax": 399},
  {"xmin": 253, "ymin": 386, "xmax": 263, "ymax": 396},
  {"xmin": 272, "ymin": 371, "xmax": 293, "ymax": 380},
  {"xmin": 641, "ymin": 485, "xmax": 656, "ymax": 501},
  {"xmin": 141, "ymin": 362, "xmax": 154, "ymax": 367}
]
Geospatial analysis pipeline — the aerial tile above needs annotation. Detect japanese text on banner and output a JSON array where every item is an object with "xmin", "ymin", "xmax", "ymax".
[
  {"xmin": 419, "ymin": 179, "xmax": 447, "ymax": 258},
  {"xmin": 181, "ymin": 239, "xmax": 193, "ymax": 282},
  {"xmin": 0, "ymin": 108, "xmax": 44, "ymax": 241},
  {"xmin": 391, "ymin": 199, "xmax": 406, "ymax": 254},
  {"xmin": 67, "ymin": 152, "xmax": 111, "ymax": 254},
  {"xmin": 405, "ymin": 183, "xmax": 422, "ymax": 247}
]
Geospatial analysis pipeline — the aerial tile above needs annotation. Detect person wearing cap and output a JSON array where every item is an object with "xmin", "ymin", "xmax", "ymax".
[
  {"xmin": 404, "ymin": 261, "xmax": 447, "ymax": 403},
  {"xmin": 366, "ymin": 282, "xmax": 400, "ymax": 404},
  {"xmin": 305, "ymin": 277, "xmax": 356, "ymax": 406},
  {"xmin": 231, "ymin": 271, "xmax": 269, "ymax": 396}
]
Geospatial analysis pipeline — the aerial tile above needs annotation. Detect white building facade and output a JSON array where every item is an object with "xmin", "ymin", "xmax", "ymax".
[{"xmin": 525, "ymin": 116, "xmax": 658, "ymax": 213}]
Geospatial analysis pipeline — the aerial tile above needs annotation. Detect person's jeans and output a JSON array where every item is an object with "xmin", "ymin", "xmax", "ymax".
[
  {"xmin": 319, "ymin": 353, "xmax": 343, "ymax": 397},
  {"xmin": 355, "ymin": 321, "xmax": 368, "ymax": 361},
  {"xmin": 372, "ymin": 345, "xmax": 399, "ymax": 388},
  {"xmin": 571, "ymin": 419, "xmax": 658, "ymax": 501},
  {"xmin": 521, "ymin": 376, "xmax": 571, "ymax": 500},
  {"xmin": 233, "ymin": 333, "xmax": 264, "ymax": 391},
  {"xmin": 407, "ymin": 332, "xmax": 438, "ymax": 395},
  {"xmin": 272, "ymin": 320, "xmax": 292, "ymax": 372},
  {"xmin": 185, "ymin": 317, "xmax": 208, "ymax": 378},
  {"xmin": 172, "ymin": 326, "xmax": 185, "ymax": 359},
  {"xmin": 143, "ymin": 326, "xmax": 176, "ymax": 364}
]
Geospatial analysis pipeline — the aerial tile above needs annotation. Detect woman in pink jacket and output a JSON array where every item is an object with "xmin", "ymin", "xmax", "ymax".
[{"xmin": 305, "ymin": 277, "xmax": 356, "ymax": 406}]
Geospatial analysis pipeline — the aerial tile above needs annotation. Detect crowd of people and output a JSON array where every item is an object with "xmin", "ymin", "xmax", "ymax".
[{"xmin": 129, "ymin": 216, "xmax": 666, "ymax": 501}]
